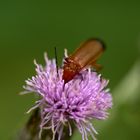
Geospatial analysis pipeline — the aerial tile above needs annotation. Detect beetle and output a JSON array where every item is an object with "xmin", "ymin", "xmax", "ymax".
[{"xmin": 62, "ymin": 38, "xmax": 106, "ymax": 84}]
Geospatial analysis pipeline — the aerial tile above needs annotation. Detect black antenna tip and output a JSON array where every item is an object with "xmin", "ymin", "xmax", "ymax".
[{"xmin": 54, "ymin": 46, "xmax": 59, "ymax": 77}]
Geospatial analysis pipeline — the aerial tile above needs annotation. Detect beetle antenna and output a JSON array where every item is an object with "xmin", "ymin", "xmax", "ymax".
[
  {"xmin": 63, "ymin": 82, "xmax": 65, "ymax": 91},
  {"xmin": 54, "ymin": 46, "xmax": 59, "ymax": 77}
]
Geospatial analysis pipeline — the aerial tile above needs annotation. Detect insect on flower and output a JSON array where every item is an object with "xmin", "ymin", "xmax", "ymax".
[
  {"xmin": 62, "ymin": 38, "xmax": 106, "ymax": 84},
  {"xmin": 22, "ymin": 41, "xmax": 112, "ymax": 140}
]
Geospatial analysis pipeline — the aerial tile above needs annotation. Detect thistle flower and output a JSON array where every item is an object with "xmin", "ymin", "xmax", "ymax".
[{"xmin": 23, "ymin": 52, "xmax": 112, "ymax": 140}]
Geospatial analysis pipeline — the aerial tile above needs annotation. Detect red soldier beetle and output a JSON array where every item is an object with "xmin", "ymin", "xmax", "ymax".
[{"xmin": 62, "ymin": 38, "xmax": 106, "ymax": 84}]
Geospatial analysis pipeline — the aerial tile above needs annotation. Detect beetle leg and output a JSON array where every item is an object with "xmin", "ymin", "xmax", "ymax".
[{"xmin": 91, "ymin": 62, "xmax": 103, "ymax": 71}]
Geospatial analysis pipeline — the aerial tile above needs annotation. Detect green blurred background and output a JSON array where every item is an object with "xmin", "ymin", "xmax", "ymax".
[{"xmin": 0, "ymin": 0, "xmax": 140, "ymax": 140}]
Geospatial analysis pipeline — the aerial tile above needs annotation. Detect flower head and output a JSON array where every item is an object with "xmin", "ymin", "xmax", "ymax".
[{"xmin": 23, "ymin": 52, "xmax": 112, "ymax": 140}]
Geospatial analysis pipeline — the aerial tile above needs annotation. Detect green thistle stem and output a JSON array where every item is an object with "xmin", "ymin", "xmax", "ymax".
[{"xmin": 17, "ymin": 108, "xmax": 73, "ymax": 140}]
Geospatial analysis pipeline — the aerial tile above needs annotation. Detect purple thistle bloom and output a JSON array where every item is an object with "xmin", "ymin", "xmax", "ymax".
[{"xmin": 23, "ymin": 52, "xmax": 112, "ymax": 140}]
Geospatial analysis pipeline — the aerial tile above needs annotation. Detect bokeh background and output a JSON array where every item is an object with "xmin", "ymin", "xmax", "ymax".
[{"xmin": 0, "ymin": 1, "xmax": 140, "ymax": 140}]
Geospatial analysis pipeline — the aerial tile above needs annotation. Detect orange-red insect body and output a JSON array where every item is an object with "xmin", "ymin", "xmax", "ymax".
[{"xmin": 62, "ymin": 38, "xmax": 105, "ymax": 84}]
